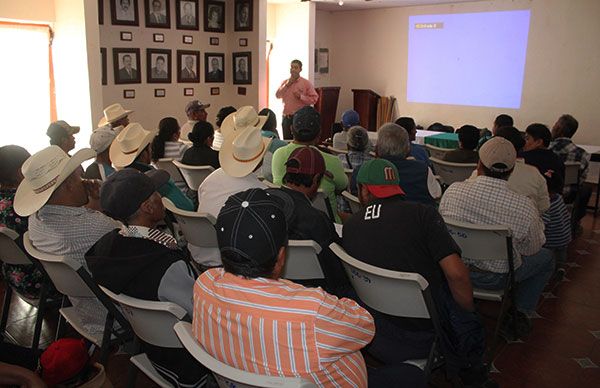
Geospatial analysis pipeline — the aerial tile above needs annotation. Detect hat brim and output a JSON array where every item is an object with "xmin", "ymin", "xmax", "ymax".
[
  {"xmin": 364, "ymin": 184, "xmax": 405, "ymax": 199},
  {"xmin": 110, "ymin": 128, "xmax": 156, "ymax": 169},
  {"xmin": 97, "ymin": 110, "xmax": 134, "ymax": 127},
  {"xmin": 220, "ymin": 113, "xmax": 268, "ymax": 140},
  {"xmin": 219, "ymin": 134, "xmax": 271, "ymax": 178},
  {"xmin": 14, "ymin": 148, "xmax": 97, "ymax": 217}
]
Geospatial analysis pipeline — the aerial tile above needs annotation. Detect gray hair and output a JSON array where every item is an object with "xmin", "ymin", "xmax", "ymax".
[{"xmin": 376, "ymin": 123, "xmax": 410, "ymax": 158}]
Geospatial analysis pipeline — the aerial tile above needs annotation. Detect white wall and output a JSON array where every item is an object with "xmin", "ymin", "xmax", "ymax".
[{"xmin": 0, "ymin": 0, "xmax": 54, "ymax": 23}]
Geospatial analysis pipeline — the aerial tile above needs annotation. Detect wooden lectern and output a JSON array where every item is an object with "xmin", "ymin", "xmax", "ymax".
[
  {"xmin": 315, "ymin": 86, "xmax": 341, "ymax": 142},
  {"xmin": 352, "ymin": 89, "xmax": 380, "ymax": 132}
]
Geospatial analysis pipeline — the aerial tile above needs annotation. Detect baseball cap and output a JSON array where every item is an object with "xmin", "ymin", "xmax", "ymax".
[
  {"xmin": 479, "ymin": 136, "xmax": 516, "ymax": 173},
  {"xmin": 216, "ymin": 189, "xmax": 287, "ymax": 267},
  {"xmin": 357, "ymin": 159, "xmax": 405, "ymax": 198},
  {"xmin": 185, "ymin": 100, "xmax": 210, "ymax": 115},
  {"xmin": 341, "ymin": 109, "xmax": 360, "ymax": 128},
  {"xmin": 347, "ymin": 126, "xmax": 369, "ymax": 151},
  {"xmin": 100, "ymin": 168, "xmax": 169, "ymax": 221},
  {"xmin": 89, "ymin": 125, "xmax": 117, "ymax": 153},
  {"xmin": 47, "ymin": 120, "xmax": 80, "ymax": 140},
  {"xmin": 285, "ymin": 146, "xmax": 331, "ymax": 177},
  {"xmin": 40, "ymin": 338, "xmax": 89, "ymax": 386},
  {"xmin": 292, "ymin": 106, "xmax": 321, "ymax": 142}
]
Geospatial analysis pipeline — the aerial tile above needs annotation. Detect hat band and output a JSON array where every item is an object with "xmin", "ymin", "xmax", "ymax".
[
  {"xmin": 233, "ymin": 143, "xmax": 265, "ymax": 163},
  {"xmin": 33, "ymin": 175, "xmax": 60, "ymax": 194},
  {"xmin": 122, "ymin": 146, "xmax": 140, "ymax": 155}
]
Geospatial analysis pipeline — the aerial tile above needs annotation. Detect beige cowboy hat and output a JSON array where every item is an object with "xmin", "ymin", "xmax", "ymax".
[
  {"xmin": 219, "ymin": 125, "xmax": 271, "ymax": 178},
  {"xmin": 110, "ymin": 122, "xmax": 157, "ymax": 169},
  {"xmin": 14, "ymin": 146, "xmax": 96, "ymax": 217},
  {"xmin": 97, "ymin": 103, "xmax": 134, "ymax": 127},
  {"xmin": 220, "ymin": 106, "xmax": 268, "ymax": 140}
]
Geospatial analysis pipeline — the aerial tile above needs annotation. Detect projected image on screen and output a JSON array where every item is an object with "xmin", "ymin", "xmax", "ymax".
[{"xmin": 407, "ymin": 10, "xmax": 531, "ymax": 109}]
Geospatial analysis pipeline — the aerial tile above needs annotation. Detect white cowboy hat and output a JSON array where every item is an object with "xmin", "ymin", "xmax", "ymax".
[
  {"xmin": 14, "ymin": 146, "xmax": 96, "ymax": 217},
  {"xmin": 97, "ymin": 103, "xmax": 133, "ymax": 127},
  {"xmin": 110, "ymin": 122, "xmax": 157, "ymax": 169},
  {"xmin": 219, "ymin": 126, "xmax": 271, "ymax": 178},
  {"xmin": 220, "ymin": 106, "xmax": 268, "ymax": 140}
]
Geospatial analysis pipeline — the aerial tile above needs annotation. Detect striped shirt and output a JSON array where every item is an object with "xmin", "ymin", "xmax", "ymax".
[
  {"xmin": 542, "ymin": 194, "xmax": 572, "ymax": 249},
  {"xmin": 164, "ymin": 141, "xmax": 190, "ymax": 191},
  {"xmin": 193, "ymin": 268, "xmax": 374, "ymax": 387}
]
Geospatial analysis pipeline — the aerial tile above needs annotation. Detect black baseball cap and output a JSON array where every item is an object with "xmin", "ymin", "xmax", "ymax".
[{"xmin": 292, "ymin": 106, "xmax": 321, "ymax": 142}]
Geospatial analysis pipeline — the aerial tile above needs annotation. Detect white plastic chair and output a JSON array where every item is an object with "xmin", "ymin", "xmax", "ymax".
[
  {"xmin": 100, "ymin": 286, "xmax": 188, "ymax": 388},
  {"xmin": 172, "ymin": 160, "xmax": 215, "ymax": 191},
  {"xmin": 154, "ymin": 158, "xmax": 185, "ymax": 182},
  {"xmin": 282, "ymin": 240, "xmax": 324, "ymax": 280},
  {"xmin": 174, "ymin": 321, "xmax": 317, "ymax": 388},
  {"xmin": 564, "ymin": 160, "xmax": 580, "ymax": 186},
  {"xmin": 341, "ymin": 190, "xmax": 361, "ymax": 214},
  {"xmin": 425, "ymin": 144, "xmax": 453, "ymax": 160},
  {"xmin": 311, "ymin": 190, "xmax": 335, "ymax": 220},
  {"xmin": 429, "ymin": 157, "xmax": 477, "ymax": 186},
  {"xmin": 326, "ymin": 146, "xmax": 348, "ymax": 155},
  {"xmin": 162, "ymin": 198, "xmax": 218, "ymax": 248}
]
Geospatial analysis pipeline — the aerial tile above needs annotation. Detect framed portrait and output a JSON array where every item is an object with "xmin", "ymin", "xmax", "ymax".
[
  {"xmin": 123, "ymin": 89, "xmax": 136, "ymax": 98},
  {"xmin": 177, "ymin": 50, "xmax": 200, "ymax": 83},
  {"xmin": 234, "ymin": 0, "xmax": 252, "ymax": 31},
  {"xmin": 232, "ymin": 51, "xmax": 251, "ymax": 85},
  {"xmin": 155, "ymin": 88, "xmax": 166, "ymax": 97},
  {"xmin": 144, "ymin": 0, "xmax": 170, "ymax": 28},
  {"xmin": 205, "ymin": 53, "xmax": 224, "ymax": 83},
  {"xmin": 153, "ymin": 33, "xmax": 165, "ymax": 42},
  {"xmin": 147, "ymin": 49, "xmax": 172, "ymax": 83},
  {"xmin": 176, "ymin": 0, "xmax": 199, "ymax": 30},
  {"xmin": 101, "ymin": 48, "xmax": 107, "ymax": 85},
  {"xmin": 210, "ymin": 37, "xmax": 219, "ymax": 45},
  {"xmin": 111, "ymin": 0, "xmax": 139, "ymax": 26},
  {"xmin": 183, "ymin": 35, "xmax": 193, "ymax": 44},
  {"xmin": 204, "ymin": 0, "xmax": 225, "ymax": 33},
  {"xmin": 120, "ymin": 31, "xmax": 133, "ymax": 41},
  {"xmin": 113, "ymin": 48, "xmax": 141, "ymax": 84},
  {"xmin": 99, "ymin": 0, "xmax": 104, "ymax": 24},
  {"xmin": 184, "ymin": 88, "xmax": 194, "ymax": 96},
  {"xmin": 211, "ymin": 87, "xmax": 220, "ymax": 95}
]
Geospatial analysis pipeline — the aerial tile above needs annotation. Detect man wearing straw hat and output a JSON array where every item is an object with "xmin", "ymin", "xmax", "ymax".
[{"xmin": 97, "ymin": 103, "xmax": 133, "ymax": 129}]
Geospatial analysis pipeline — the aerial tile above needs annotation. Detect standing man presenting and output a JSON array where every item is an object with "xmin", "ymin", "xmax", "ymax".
[{"xmin": 276, "ymin": 59, "xmax": 318, "ymax": 140}]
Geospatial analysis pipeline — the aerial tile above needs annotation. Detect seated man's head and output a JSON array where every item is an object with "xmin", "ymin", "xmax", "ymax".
[
  {"xmin": 283, "ymin": 146, "xmax": 329, "ymax": 200},
  {"xmin": 258, "ymin": 108, "xmax": 277, "ymax": 134},
  {"xmin": 347, "ymin": 126, "xmax": 369, "ymax": 152},
  {"xmin": 219, "ymin": 125, "xmax": 270, "ymax": 177},
  {"xmin": 341, "ymin": 109, "xmax": 360, "ymax": 130},
  {"xmin": 189, "ymin": 121, "xmax": 215, "ymax": 146},
  {"xmin": 394, "ymin": 117, "xmax": 416, "ymax": 141},
  {"xmin": 477, "ymin": 137, "xmax": 516, "ymax": 180},
  {"xmin": 375, "ymin": 123, "xmax": 410, "ymax": 159},
  {"xmin": 216, "ymin": 188, "xmax": 288, "ymax": 279},
  {"xmin": 89, "ymin": 125, "xmax": 117, "ymax": 160},
  {"xmin": 0, "ymin": 145, "xmax": 30, "ymax": 189},
  {"xmin": 551, "ymin": 114, "xmax": 578, "ymax": 139},
  {"xmin": 357, "ymin": 159, "xmax": 404, "ymax": 205},
  {"xmin": 495, "ymin": 126, "xmax": 525, "ymax": 153},
  {"xmin": 456, "ymin": 125, "xmax": 480, "ymax": 151},
  {"xmin": 47, "ymin": 120, "xmax": 79, "ymax": 153},
  {"xmin": 101, "ymin": 168, "xmax": 168, "ymax": 226},
  {"xmin": 492, "ymin": 114, "xmax": 513, "ymax": 134},
  {"xmin": 292, "ymin": 106, "xmax": 321, "ymax": 145},
  {"xmin": 215, "ymin": 106, "xmax": 236, "ymax": 129},
  {"xmin": 185, "ymin": 100, "xmax": 210, "ymax": 121},
  {"xmin": 523, "ymin": 123, "xmax": 552, "ymax": 152},
  {"xmin": 110, "ymin": 123, "xmax": 156, "ymax": 168}
]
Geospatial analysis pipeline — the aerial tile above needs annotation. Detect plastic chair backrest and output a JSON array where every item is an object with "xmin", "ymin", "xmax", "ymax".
[
  {"xmin": 162, "ymin": 198, "xmax": 218, "ymax": 247},
  {"xmin": 564, "ymin": 161, "xmax": 580, "ymax": 186},
  {"xmin": 429, "ymin": 157, "xmax": 477, "ymax": 185},
  {"xmin": 425, "ymin": 144, "xmax": 452, "ymax": 159},
  {"xmin": 282, "ymin": 240, "xmax": 324, "ymax": 280},
  {"xmin": 329, "ymin": 243, "xmax": 430, "ymax": 318},
  {"xmin": 172, "ymin": 160, "xmax": 215, "ymax": 191},
  {"xmin": 0, "ymin": 227, "xmax": 31, "ymax": 265},
  {"xmin": 311, "ymin": 190, "xmax": 333, "ymax": 220},
  {"xmin": 344, "ymin": 168, "xmax": 353, "ymax": 184},
  {"xmin": 443, "ymin": 218, "xmax": 512, "ymax": 262},
  {"xmin": 174, "ymin": 322, "xmax": 317, "ymax": 388},
  {"xmin": 100, "ymin": 286, "xmax": 186, "ymax": 348},
  {"xmin": 155, "ymin": 158, "xmax": 185, "ymax": 182},
  {"xmin": 341, "ymin": 191, "xmax": 361, "ymax": 214}
]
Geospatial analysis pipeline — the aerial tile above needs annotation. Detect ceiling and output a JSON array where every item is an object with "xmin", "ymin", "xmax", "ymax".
[{"xmin": 307, "ymin": 0, "xmax": 485, "ymax": 12}]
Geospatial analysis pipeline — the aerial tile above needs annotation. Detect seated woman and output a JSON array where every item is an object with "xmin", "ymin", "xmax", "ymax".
[
  {"xmin": 212, "ymin": 106, "xmax": 236, "ymax": 151},
  {"xmin": 151, "ymin": 117, "xmax": 188, "ymax": 191},
  {"xmin": 181, "ymin": 121, "xmax": 220, "ymax": 169}
]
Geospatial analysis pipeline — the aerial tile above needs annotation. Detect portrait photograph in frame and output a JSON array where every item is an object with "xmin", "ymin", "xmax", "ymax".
[
  {"xmin": 176, "ymin": 0, "xmax": 199, "ymax": 30},
  {"xmin": 111, "ymin": 0, "xmax": 139, "ymax": 26},
  {"xmin": 145, "ymin": 0, "xmax": 170, "ymax": 28},
  {"xmin": 101, "ymin": 48, "xmax": 107, "ymax": 85},
  {"xmin": 147, "ymin": 49, "xmax": 172, "ymax": 83},
  {"xmin": 177, "ymin": 50, "xmax": 200, "ymax": 83},
  {"xmin": 113, "ymin": 47, "xmax": 141, "ymax": 84},
  {"xmin": 232, "ymin": 51, "xmax": 251, "ymax": 85},
  {"xmin": 204, "ymin": 0, "xmax": 225, "ymax": 33},
  {"xmin": 234, "ymin": 0, "xmax": 252, "ymax": 31},
  {"xmin": 205, "ymin": 53, "xmax": 224, "ymax": 83}
]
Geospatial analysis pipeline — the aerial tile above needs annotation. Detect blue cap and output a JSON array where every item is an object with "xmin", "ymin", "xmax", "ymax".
[{"xmin": 341, "ymin": 110, "xmax": 360, "ymax": 128}]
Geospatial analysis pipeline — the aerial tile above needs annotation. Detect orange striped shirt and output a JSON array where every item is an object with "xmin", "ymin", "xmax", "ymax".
[{"xmin": 192, "ymin": 268, "xmax": 374, "ymax": 387}]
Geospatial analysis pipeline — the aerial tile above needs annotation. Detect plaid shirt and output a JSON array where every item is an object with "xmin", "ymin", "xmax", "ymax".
[
  {"xmin": 549, "ymin": 137, "xmax": 590, "ymax": 198},
  {"xmin": 338, "ymin": 151, "xmax": 372, "ymax": 170},
  {"xmin": 439, "ymin": 176, "xmax": 546, "ymax": 273}
]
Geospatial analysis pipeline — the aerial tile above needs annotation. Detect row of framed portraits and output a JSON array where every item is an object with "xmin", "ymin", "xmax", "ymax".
[
  {"xmin": 100, "ymin": 0, "xmax": 253, "ymax": 32},
  {"xmin": 101, "ymin": 48, "xmax": 252, "ymax": 85}
]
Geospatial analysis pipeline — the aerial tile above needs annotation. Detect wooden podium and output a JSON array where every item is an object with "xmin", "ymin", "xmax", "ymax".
[
  {"xmin": 352, "ymin": 89, "xmax": 380, "ymax": 132},
  {"xmin": 315, "ymin": 86, "xmax": 341, "ymax": 142}
]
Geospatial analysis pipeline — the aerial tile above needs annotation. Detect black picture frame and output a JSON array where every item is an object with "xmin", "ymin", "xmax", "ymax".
[
  {"xmin": 204, "ymin": 0, "xmax": 225, "ymax": 33},
  {"xmin": 184, "ymin": 88, "xmax": 194, "ymax": 96},
  {"xmin": 155, "ymin": 88, "xmax": 166, "ymax": 97},
  {"xmin": 234, "ymin": 0, "xmax": 252, "ymax": 31},
  {"xmin": 123, "ymin": 89, "xmax": 136, "ymax": 98},
  {"xmin": 144, "ymin": 0, "xmax": 170, "ymax": 28},
  {"xmin": 147, "ymin": 49, "xmax": 172, "ymax": 83},
  {"xmin": 101, "ymin": 48, "xmax": 107, "ymax": 85},
  {"xmin": 176, "ymin": 0, "xmax": 199, "ymax": 30},
  {"xmin": 232, "ymin": 51, "xmax": 251, "ymax": 85},
  {"xmin": 113, "ymin": 48, "xmax": 141, "ymax": 84},
  {"xmin": 153, "ymin": 33, "xmax": 165, "ymax": 42},
  {"xmin": 183, "ymin": 35, "xmax": 193, "ymax": 44},
  {"xmin": 209, "ymin": 37, "xmax": 219, "ymax": 45},
  {"xmin": 177, "ymin": 50, "xmax": 200, "ymax": 83},
  {"xmin": 239, "ymin": 38, "xmax": 247, "ymax": 47},
  {"xmin": 120, "ymin": 31, "xmax": 133, "ymax": 41},
  {"xmin": 99, "ymin": 0, "xmax": 104, "ymax": 24},
  {"xmin": 205, "ymin": 53, "xmax": 224, "ymax": 83},
  {"xmin": 211, "ymin": 87, "xmax": 220, "ymax": 95},
  {"xmin": 111, "ymin": 0, "xmax": 139, "ymax": 26}
]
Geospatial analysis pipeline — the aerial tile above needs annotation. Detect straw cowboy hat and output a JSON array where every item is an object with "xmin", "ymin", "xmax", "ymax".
[
  {"xmin": 219, "ymin": 106, "xmax": 268, "ymax": 140},
  {"xmin": 219, "ymin": 125, "xmax": 271, "ymax": 178},
  {"xmin": 97, "ymin": 103, "xmax": 133, "ymax": 127},
  {"xmin": 14, "ymin": 146, "xmax": 96, "ymax": 217},
  {"xmin": 110, "ymin": 123, "xmax": 157, "ymax": 169}
]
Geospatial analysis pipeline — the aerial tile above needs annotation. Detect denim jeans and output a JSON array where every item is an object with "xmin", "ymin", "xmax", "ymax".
[{"xmin": 469, "ymin": 248, "xmax": 555, "ymax": 314}]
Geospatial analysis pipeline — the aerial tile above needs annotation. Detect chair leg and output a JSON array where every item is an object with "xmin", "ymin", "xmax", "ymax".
[
  {"xmin": 31, "ymin": 280, "xmax": 50, "ymax": 354},
  {"xmin": 424, "ymin": 338, "xmax": 437, "ymax": 380},
  {"xmin": 487, "ymin": 295, "xmax": 512, "ymax": 364},
  {"xmin": 0, "ymin": 287, "xmax": 13, "ymax": 337},
  {"xmin": 126, "ymin": 337, "xmax": 141, "ymax": 388},
  {"xmin": 55, "ymin": 295, "xmax": 70, "ymax": 341},
  {"xmin": 99, "ymin": 314, "xmax": 115, "ymax": 366}
]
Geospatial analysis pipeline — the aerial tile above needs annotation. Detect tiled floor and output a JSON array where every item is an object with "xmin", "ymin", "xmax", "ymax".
[{"xmin": 1, "ymin": 212, "xmax": 599, "ymax": 387}]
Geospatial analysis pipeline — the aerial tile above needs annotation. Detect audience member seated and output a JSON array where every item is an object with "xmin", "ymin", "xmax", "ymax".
[
  {"xmin": 84, "ymin": 125, "xmax": 117, "ymax": 181},
  {"xmin": 180, "ymin": 100, "xmax": 210, "ymax": 140},
  {"xmin": 549, "ymin": 113, "xmax": 591, "ymax": 232},
  {"xmin": 439, "ymin": 137, "xmax": 554, "ymax": 340},
  {"xmin": 86, "ymin": 168, "xmax": 208, "ymax": 387},
  {"xmin": 181, "ymin": 121, "xmax": 220, "ymax": 169},
  {"xmin": 521, "ymin": 123, "xmax": 565, "ymax": 186},
  {"xmin": 14, "ymin": 146, "xmax": 121, "ymax": 337},
  {"xmin": 395, "ymin": 116, "xmax": 430, "ymax": 164},
  {"xmin": 111, "ymin": 123, "xmax": 194, "ymax": 211},
  {"xmin": 339, "ymin": 126, "xmax": 372, "ymax": 170},
  {"xmin": 343, "ymin": 159, "xmax": 494, "ymax": 387},
  {"xmin": 152, "ymin": 117, "xmax": 188, "ymax": 162},
  {"xmin": 98, "ymin": 103, "xmax": 132, "ymax": 129},
  {"xmin": 332, "ymin": 109, "xmax": 360, "ymax": 150},
  {"xmin": 443, "ymin": 125, "xmax": 480, "ymax": 163},
  {"xmin": 478, "ymin": 113, "xmax": 513, "ymax": 149},
  {"xmin": 212, "ymin": 105, "xmax": 236, "ymax": 151},
  {"xmin": 259, "ymin": 108, "xmax": 288, "ymax": 182},
  {"xmin": 46, "ymin": 120, "xmax": 79, "ymax": 154},
  {"xmin": 272, "ymin": 106, "xmax": 348, "ymax": 222},
  {"xmin": 266, "ymin": 146, "xmax": 348, "ymax": 295}
]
